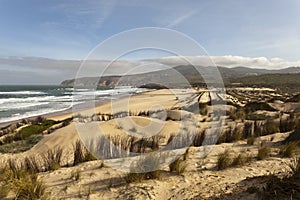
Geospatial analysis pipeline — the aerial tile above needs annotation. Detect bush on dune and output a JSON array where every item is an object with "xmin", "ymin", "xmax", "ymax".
[
  {"xmin": 0, "ymin": 135, "xmax": 42, "ymax": 153},
  {"xmin": 14, "ymin": 120, "xmax": 56, "ymax": 141}
]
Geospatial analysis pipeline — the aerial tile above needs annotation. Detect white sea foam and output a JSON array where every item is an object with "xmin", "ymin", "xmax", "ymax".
[
  {"xmin": 0, "ymin": 95, "xmax": 73, "ymax": 105},
  {"xmin": 72, "ymin": 87, "xmax": 147, "ymax": 97},
  {"xmin": 0, "ymin": 107, "xmax": 70, "ymax": 123},
  {"xmin": 0, "ymin": 102, "xmax": 50, "ymax": 110},
  {"xmin": 0, "ymin": 91, "xmax": 46, "ymax": 95}
]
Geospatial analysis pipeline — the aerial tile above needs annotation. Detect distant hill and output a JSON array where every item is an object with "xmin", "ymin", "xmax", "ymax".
[
  {"xmin": 229, "ymin": 73, "xmax": 300, "ymax": 88},
  {"xmin": 218, "ymin": 66, "xmax": 300, "ymax": 79},
  {"xmin": 61, "ymin": 65, "xmax": 300, "ymax": 88}
]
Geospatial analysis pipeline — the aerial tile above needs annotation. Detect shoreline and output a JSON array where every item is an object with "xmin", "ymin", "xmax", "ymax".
[
  {"xmin": 0, "ymin": 90, "xmax": 153, "ymax": 128},
  {"xmin": 0, "ymin": 108, "xmax": 72, "ymax": 128}
]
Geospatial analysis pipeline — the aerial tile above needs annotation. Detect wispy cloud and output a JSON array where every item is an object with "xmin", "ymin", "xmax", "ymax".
[
  {"xmin": 166, "ymin": 10, "xmax": 197, "ymax": 28},
  {"xmin": 47, "ymin": 0, "xmax": 116, "ymax": 30}
]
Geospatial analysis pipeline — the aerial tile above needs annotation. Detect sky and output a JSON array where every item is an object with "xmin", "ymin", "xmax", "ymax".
[{"xmin": 0, "ymin": 0, "xmax": 299, "ymax": 84}]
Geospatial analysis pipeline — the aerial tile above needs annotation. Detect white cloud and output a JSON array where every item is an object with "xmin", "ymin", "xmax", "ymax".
[
  {"xmin": 1, "ymin": 55, "xmax": 300, "ymax": 84},
  {"xmin": 166, "ymin": 10, "xmax": 197, "ymax": 28},
  {"xmin": 145, "ymin": 55, "xmax": 300, "ymax": 69}
]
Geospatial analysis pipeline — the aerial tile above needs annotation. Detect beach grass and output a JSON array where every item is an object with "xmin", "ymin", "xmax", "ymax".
[{"xmin": 0, "ymin": 135, "xmax": 42, "ymax": 153}]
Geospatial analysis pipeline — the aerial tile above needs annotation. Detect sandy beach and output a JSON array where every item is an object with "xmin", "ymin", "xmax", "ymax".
[{"xmin": 47, "ymin": 88, "xmax": 197, "ymax": 121}]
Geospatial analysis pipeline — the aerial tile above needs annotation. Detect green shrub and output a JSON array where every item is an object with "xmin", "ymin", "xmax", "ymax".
[
  {"xmin": 0, "ymin": 135, "xmax": 43, "ymax": 153},
  {"xmin": 14, "ymin": 120, "xmax": 56, "ymax": 141},
  {"xmin": 17, "ymin": 125, "xmax": 41, "ymax": 139}
]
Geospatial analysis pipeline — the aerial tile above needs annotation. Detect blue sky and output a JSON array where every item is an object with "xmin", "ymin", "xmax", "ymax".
[
  {"xmin": 0, "ymin": 0, "xmax": 300, "ymax": 84},
  {"xmin": 0, "ymin": 0, "xmax": 299, "ymax": 61}
]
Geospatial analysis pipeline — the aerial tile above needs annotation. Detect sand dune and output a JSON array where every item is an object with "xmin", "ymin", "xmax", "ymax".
[
  {"xmin": 0, "ymin": 88, "xmax": 298, "ymax": 199},
  {"xmin": 38, "ymin": 132, "xmax": 292, "ymax": 200}
]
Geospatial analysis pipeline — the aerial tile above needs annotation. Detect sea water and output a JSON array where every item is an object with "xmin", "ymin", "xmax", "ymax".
[{"xmin": 0, "ymin": 85, "xmax": 147, "ymax": 123}]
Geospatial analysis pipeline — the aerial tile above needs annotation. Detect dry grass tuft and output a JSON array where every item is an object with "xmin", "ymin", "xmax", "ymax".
[
  {"xmin": 125, "ymin": 154, "xmax": 163, "ymax": 183},
  {"xmin": 0, "ymin": 160, "xmax": 48, "ymax": 199},
  {"xmin": 257, "ymin": 146, "xmax": 270, "ymax": 160},
  {"xmin": 231, "ymin": 153, "xmax": 251, "ymax": 166},
  {"xmin": 169, "ymin": 157, "xmax": 187, "ymax": 174},
  {"xmin": 217, "ymin": 149, "xmax": 232, "ymax": 170},
  {"xmin": 280, "ymin": 142, "xmax": 298, "ymax": 158},
  {"xmin": 42, "ymin": 147, "xmax": 63, "ymax": 171},
  {"xmin": 73, "ymin": 140, "xmax": 96, "ymax": 166}
]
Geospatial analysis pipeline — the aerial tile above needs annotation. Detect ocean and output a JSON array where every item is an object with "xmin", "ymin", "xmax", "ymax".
[{"xmin": 0, "ymin": 85, "xmax": 147, "ymax": 124}]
